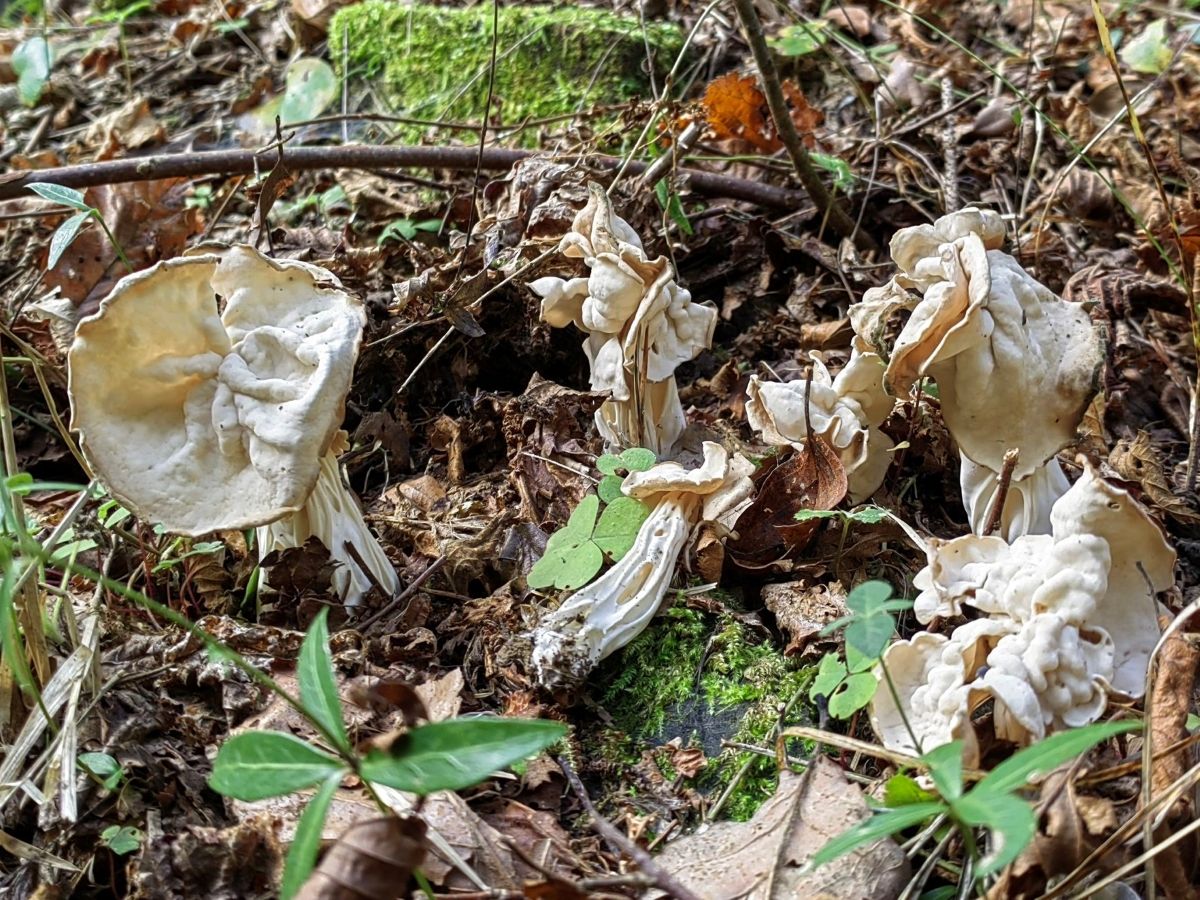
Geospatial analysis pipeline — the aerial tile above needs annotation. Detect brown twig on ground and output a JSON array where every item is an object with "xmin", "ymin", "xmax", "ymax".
[
  {"xmin": 0, "ymin": 143, "xmax": 806, "ymax": 209},
  {"xmin": 354, "ymin": 554, "xmax": 448, "ymax": 631},
  {"xmin": 981, "ymin": 448, "xmax": 1019, "ymax": 537},
  {"xmin": 729, "ymin": 0, "xmax": 870, "ymax": 249},
  {"xmin": 557, "ymin": 756, "xmax": 703, "ymax": 900}
]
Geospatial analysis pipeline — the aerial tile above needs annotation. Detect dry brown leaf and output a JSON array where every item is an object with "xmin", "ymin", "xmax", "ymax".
[
  {"xmin": 296, "ymin": 816, "xmax": 425, "ymax": 900},
  {"xmin": 987, "ymin": 768, "xmax": 1121, "ymax": 900},
  {"xmin": 782, "ymin": 82, "xmax": 823, "ymax": 149},
  {"xmin": 44, "ymin": 178, "xmax": 204, "ymax": 309},
  {"xmin": 655, "ymin": 758, "xmax": 909, "ymax": 899},
  {"xmin": 727, "ymin": 439, "xmax": 848, "ymax": 570},
  {"xmin": 1149, "ymin": 617, "xmax": 1199, "ymax": 809},
  {"xmin": 762, "ymin": 580, "xmax": 849, "ymax": 657},
  {"xmin": 81, "ymin": 98, "xmax": 164, "ymax": 162},
  {"xmin": 1109, "ymin": 431, "xmax": 1200, "ymax": 524},
  {"xmin": 701, "ymin": 73, "xmax": 823, "ymax": 152},
  {"xmin": 703, "ymin": 72, "xmax": 778, "ymax": 153}
]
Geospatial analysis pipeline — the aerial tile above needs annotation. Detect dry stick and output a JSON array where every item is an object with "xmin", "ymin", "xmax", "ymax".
[
  {"xmin": 0, "ymin": 144, "xmax": 805, "ymax": 210},
  {"xmin": 940, "ymin": 76, "xmax": 959, "ymax": 213},
  {"xmin": 729, "ymin": 0, "xmax": 870, "ymax": 250},
  {"xmin": 354, "ymin": 554, "xmax": 448, "ymax": 632},
  {"xmin": 557, "ymin": 756, "xmax": 702, "ymax": 900},
  {"xmin": 980, "ymin": 448, "xmax": 1019, "ymax": 537}
]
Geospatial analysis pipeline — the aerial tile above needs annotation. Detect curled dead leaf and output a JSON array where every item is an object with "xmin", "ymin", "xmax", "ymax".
[
  {"xmin": 727, "ymin": 439, "xmax": 848, "ymax": 570},
  {"xmin": 296, "ymin": 816, "xmax": 425, "ymax": 900}
]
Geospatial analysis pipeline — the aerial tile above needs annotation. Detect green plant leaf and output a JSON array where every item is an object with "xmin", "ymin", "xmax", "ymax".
[
  {"xmin": 619, "ymin": 448, "xmax": 656, "ymax": 472},
  {"xmin": 48, "ymin": 212, "xmax": 88, "ymax": 269},
  {"xmin": 844, "ymin": 638, "xmax": 877, "ymax": 674},
  {"xmin": 79, "ymin": 752, "xmax": 123, "ymax": 790},
  {"xmin": 809, "ymin": 653, "xmax": 846, "ymax": 703},
  {"xmin": 592, "ymin": 497, "xmax": 649, "ymax": 560},
  {"xmin": 100, "ymin": 825, "xmax": 142, "ymax": 856},
  {"xmin": 360, "ymin": 717, "xmax": 566, "ymax": 794},
  {"xmin": 1120, "ymin": 19, "xmax": 1171, "ymax": 74},
  {"xmin": 298, "ymin": 608, "xmax": 349, "ymax": 753},
  {"xmin": 279, "ymin": 58, "xmax": 340, "ymax": 124},
  {"xmin": 597, "ymin": 475, "xmax": 624, "ymax": 504},
  {"xmin": 827, "ymin": 671, "xmax": 877, "ymax": 719},
  {"xmin": 954, "ymin": 791, "xmax": 1037, "ymax": 878},
  {"xmin": 921, "ymin": 741, "xmax": 964, "ymax": 803},
  {"xmin": 209, "ymin": 731, "xmax": 345, "ymax": 801},
  {"xmin": 974, "ymin": 720, "xmax": 1140, "ymax": 798},
  {"xmin": 280, "ymin": 773, "xmax": 341, "ymax": 899},
  {"xmin": 847, "ymin": 505, "xmax": 888, "ymax": 525},
  {"xmin": 596, "ymin": 454, "xmax": 622, "ymax": 477},
  {"xmin": 811, "ymin": 152, "xmax": 855, "ymax": 192},
  {"xmin": 810, "ymin": 801, "xmax": 944, "ymax": 869},
  {"xmin": 526, "ymin": 538, "xmax": 603, "ymax": 590},
  {"xmin": 843, "ymin": 614, "xmax": 894, "ymax": 662},
  {"xmin": 28, "ymin": 182, "xmax": 90, "ymax": 212},
  {"xmin": 771, "ymin": 21, "xmax": 829, "ymax": 57},
  {"xmin": 883, "ymin": 774, "xmax": 936, "ymax": 808},
  {"xmin": 561, "ymin": 494, "xmax": 600, "ymax": 542},
  {"xmin": 12, "ymin": 37, "xmax": 52, "ymax": 106},
  {"xmin": 794, "ymin": 508, "xmax": 841, "ymax": 523}
]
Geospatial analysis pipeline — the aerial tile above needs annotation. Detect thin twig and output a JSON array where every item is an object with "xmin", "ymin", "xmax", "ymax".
[
  {"xmin": 355, "ymin": 555, "xmax": 448, "ymax": 631},
  {"xmin": 981, "ymin": 448, "xmax": 1019, "ymax": 537},
  {"xmin": 558, "ymin": 756, "xmax": 703, "ymax": 900},
  {"xmin": 0, "ymin": 143, "xmax": 805, "ymax": 210},
  {"xmin": 730, "ymin": 0, "xmax": 869, "ymax": 248}
]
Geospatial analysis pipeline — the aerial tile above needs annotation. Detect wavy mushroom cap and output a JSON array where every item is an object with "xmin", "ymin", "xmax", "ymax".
[{"xmin": 69, "ymin": 246, "xmax": 364, "ymax": 535}]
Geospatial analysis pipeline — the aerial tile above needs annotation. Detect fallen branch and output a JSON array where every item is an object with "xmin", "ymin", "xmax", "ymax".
[{"xmin": 0, "ymin": 143, "xmax": 807, "ymax": 209}]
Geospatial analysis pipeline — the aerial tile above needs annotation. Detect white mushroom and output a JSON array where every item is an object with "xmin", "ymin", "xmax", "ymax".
[
  {"xmin": 529, "ymin": 183, "xmax": 717, "ymax": 454},
  {"xmin": 531, "ymin": 442, "xmax": 753, "ymax": 686},
  {"xmin": 68, "ymin": 245, "xmax": 400, "ymax": 606},
  {"xmin": 746, "ymin": 339, "xmax": 894, "ymax": 502},
  {"xmin": 853, "ymin": 208, "xmax": 1103, "ymax": 539},
  {"xmin": 871, "ymin": 463, "xmax": 1174, "ymax": 757}
]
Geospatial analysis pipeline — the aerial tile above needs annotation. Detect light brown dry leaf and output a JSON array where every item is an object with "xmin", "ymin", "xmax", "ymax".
[
  {"xmin": 414, "ymin": 668, "xmax": 464, "ymax": 723},
  {"xmin": 1149, "ymin": 618, "xmax": 1200, "ymax": 805},
  {"xmin": 1109, "ymin": 431, "xmax": 1200, "ymax": 524},
  {"xmin": 761, "ymin": 580, "xmax": 849, "ymax": 657},
  {"xmin": 654, "ymin": 758, "xmax": 909, "ymax": 899},
  {"xmin": 782, "ymin": 82, "xmax": 823, "ymax": 148},
  {"xmin": 81, "ymin": 97, "xmax": 164, "ymax": 162},
  {"xmin": 291, "ymin": 0, "xmax": 356, "ymax": 29},
  {"xmin": 296, "ymin": 816, "xmax": 425, "ymax": 900}
]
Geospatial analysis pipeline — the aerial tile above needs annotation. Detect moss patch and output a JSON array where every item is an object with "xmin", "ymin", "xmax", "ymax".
[
  {"xmin": 329, "ymin": 2, "xmax": 684, "ymax": 143},
  {"xmin": 595, "ymin": 604, "xmax": 814, "ymax": 821}
]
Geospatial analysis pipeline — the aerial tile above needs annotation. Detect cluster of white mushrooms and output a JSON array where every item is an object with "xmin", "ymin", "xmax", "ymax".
[
  {"xmin": 528, "ymin": 185, "xmax": 753, "ymax": 685},
  {"xmin": 68, "ymin": 246, "xmax": 399, "ymax": 607},
  {"xmin": 68, "ymin": 196, "xmax": 1176, "ymax": 749},
  {"xmin": 843, "ymin": 209, "xmax": 1175, "ymax": 760}
]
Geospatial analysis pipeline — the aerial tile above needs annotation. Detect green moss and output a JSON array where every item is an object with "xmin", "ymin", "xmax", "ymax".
[
  {"xmin": 595, "ymin": 601, "xmax": 815, "ymax": 821},
  {"xmin": 329, "ymin": 2, "xmax": 684, "ymax": 143}
]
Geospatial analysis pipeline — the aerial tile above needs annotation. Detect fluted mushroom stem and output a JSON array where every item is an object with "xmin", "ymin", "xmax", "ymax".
[{"xmin": 257, "ymin": 451, "xmax": 400, "ymax": 606}]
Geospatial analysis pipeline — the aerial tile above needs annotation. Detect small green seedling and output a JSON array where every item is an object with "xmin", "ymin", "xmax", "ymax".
[
  {"xmin": 809, "ymin": 580, "xmax": 912, "ymax": 720},
  {"xmin": 29, "ymin": 183, "xmax": 132, "ymax": 271},
  {"xmin": 208, "ymin": 609, "xmax": 565, "ymax": 898},
  {"xmin": 795, "ymin": 504, "xmax": 888, "ymax": 569},
  {"xmin": 79, "ymin": 752, "xmax": 124, "ymax": 791},
  {"xmin": 379, "ymin": 217, "xmax": 443, "ymax": 244},
  {"xmin": 810, "ymin": 720, "xmax": 1140, "ymax": 880},
  {"xmin": 771, "ymin": 21, "xmax": 829, "ymax": 57},
  {"xmin": 100, "ymin": 825, "xmax": 142, "ymax": 856},
  {"xmin": 527, "ymin": 448, "xmax": 655, "ymax": 591}
]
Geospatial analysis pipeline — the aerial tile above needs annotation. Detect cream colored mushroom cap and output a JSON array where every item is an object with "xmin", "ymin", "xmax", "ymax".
[{"xmin": 68, "ymin": 245, "xmax": 365, "ymax": 536}]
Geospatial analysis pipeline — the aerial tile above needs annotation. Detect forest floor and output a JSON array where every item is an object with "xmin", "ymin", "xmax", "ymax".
[{"xmin": 2, "ymin": 0, "xmax": 1200, "ymax": 897}]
